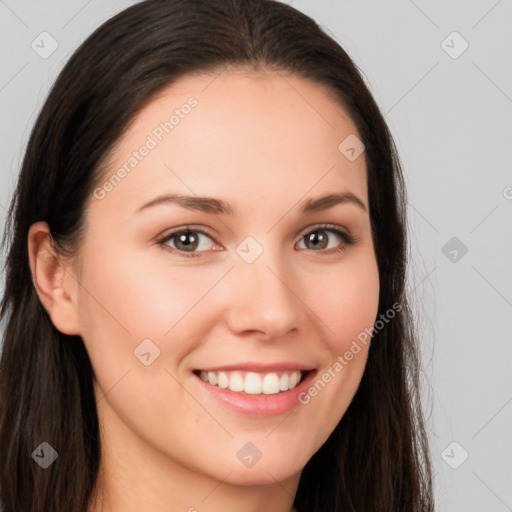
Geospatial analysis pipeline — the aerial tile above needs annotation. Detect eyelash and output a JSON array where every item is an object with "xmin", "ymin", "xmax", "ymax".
[{"xmin": 156, "ymin": 223, "xmax": 358, "ymax": 259}]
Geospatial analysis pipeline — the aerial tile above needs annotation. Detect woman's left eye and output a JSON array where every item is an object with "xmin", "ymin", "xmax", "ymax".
[
  {"xmin": 157, "ymin": 224, "xmax": 357, "ymax": 258},
  {"xmin": 296, "ymin": 225, "xmax": 357, "ymax": 254}
]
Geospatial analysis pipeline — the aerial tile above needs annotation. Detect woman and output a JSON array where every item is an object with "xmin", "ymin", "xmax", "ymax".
[{"xmin": 0, "ymin": 0, "xmax": 434, "ymax": 510}]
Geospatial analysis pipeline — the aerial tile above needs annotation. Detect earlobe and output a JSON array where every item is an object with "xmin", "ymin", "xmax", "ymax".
[{"xmin": 27, "ymin": 221, "xmax": 81, "ymax": 336}]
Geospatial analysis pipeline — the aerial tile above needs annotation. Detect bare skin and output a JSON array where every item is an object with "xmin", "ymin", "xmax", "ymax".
[{"xmin": 28, "ymin": 67, "xmax": 379, "ymax": 512}]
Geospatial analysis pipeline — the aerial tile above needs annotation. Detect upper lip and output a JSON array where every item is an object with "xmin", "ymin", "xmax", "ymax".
[{"xmin": 194, "ymin": 362, "xmax": 316, "ymax": 373}]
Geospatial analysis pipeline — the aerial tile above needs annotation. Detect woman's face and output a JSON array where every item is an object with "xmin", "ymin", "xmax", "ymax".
[{"xmin": 71, "ymin": 68, "xmax": 379, "ymax": 491}]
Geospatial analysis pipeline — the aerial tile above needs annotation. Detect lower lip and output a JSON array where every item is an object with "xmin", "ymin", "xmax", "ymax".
[{"xmin": 192, "ymin": 370, "xmax": 317, "ymax": 417}]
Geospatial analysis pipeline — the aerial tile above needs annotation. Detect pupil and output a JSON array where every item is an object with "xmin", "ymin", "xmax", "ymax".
[
  {"xmin": 308, "ymin": 231, "xmax": 327, "ymax": 250},
  {"xmin": 177, "ymin": 232, "xmax": 198, "ymax": 250}
]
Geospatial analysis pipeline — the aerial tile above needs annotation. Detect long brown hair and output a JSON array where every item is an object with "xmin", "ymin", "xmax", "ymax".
[{"xmin": 0, "ymin": 0, "xmax": 434, "ymax": 510}]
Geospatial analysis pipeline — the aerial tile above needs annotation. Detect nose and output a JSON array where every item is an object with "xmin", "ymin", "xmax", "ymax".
[{"xmin": 223, "ymin": 243, "xmax": 302, "ymax": 341}]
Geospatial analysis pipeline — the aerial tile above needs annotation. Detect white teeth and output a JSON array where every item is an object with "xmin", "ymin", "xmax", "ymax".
[
  {"xmin": 228, "ymin": 372, "xmax": 244, "ymax": 392},
  {"xmin": 279, "ymin": 373, "xmax": 289, "ymax": 391},
  {"xmin": 245, "ymin": 372, "xmax": 262, "ymax": 394},
  {"xmin": 262, "ymin": 373, "xmax": 280, "ymax": 394},
  {"xmin": 217, "ymin": 371, "xmax": 229, "ymax": 389},
  {"xmin": 197, "ymin": 369, "xmax": 304, "ymax": 395}
]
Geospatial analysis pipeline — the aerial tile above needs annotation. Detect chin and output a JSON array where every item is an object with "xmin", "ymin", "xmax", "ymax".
[{"xmin": 222, "ymin": 462, "xmax": 303, "ymax": 486}]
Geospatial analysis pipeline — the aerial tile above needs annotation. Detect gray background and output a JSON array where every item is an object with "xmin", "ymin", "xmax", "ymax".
[{"xmin": 1, "ymin": 1, "xmax": 511, "ymax": 510}]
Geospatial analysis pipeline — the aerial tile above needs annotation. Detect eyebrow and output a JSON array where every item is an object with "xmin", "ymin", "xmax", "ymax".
[{"xmin": 135, "ymin": 191, "xmax": 367, "ymax": 215}]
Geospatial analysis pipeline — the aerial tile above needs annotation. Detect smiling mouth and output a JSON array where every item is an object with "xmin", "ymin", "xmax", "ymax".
[{"xmin": 192, "ymin": 369, "xmax": 312, "ymax": 395}]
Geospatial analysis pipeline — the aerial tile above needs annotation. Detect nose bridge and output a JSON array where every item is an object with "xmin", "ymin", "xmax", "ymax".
[{"xmin": 226, "ymin": 235, "xmax": 301, "ymax": 338}]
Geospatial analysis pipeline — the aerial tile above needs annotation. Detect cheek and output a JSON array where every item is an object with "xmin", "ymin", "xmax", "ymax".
[
  {"xmin": 74, "ymin": 249, "xmax": 170, "ymax": 377},
  {"xmin": 78, "ymin": 246, "xmax": 208, "ymax": 337},
  {"xmin": 307, "ymin": 254, "xmax": 380, "ymax": 352}
]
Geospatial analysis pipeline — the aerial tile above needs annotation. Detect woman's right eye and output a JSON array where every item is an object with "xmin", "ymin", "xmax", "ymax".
[{"xmin": 157, "ymin": 228, "xmax": 218, "ymax": 258}]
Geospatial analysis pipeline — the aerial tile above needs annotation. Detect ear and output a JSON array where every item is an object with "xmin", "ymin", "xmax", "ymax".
[{"xmin": 27, "ymin": 221, "xmax": 81, "ymax": 336}]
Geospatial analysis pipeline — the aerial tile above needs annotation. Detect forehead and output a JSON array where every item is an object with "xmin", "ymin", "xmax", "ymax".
[{"xmin": 92, "ymin": 68, "xmax": 367, "ymax": 217}]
